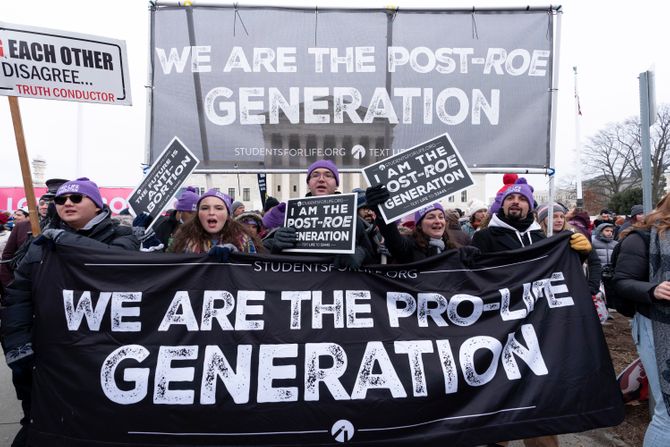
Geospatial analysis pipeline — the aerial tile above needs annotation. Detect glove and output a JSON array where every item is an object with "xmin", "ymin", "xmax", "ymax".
[
  {"xmin": 570, "ymin": 232, "xmax": 592, "ymax": 254},
  {"xmin": 365, "ymin": 184, "xmax": 390, "ymax": 208},
  {"xmin": 140, "ymin": 233, "xmax": 165, "ymax": 253},
  {"xmin": 208, "ymin": 243, "xmax": 239, "ymax": 263},
  {"xmin": 132, "ymin": 212, "xmax": 155, "ymax": 239},
  {"xmin": 458, "ymin": 246, "xmax": 480, "ymax": 269},
  {"xmin": 273, "ymin": 226, "xmax": 297, "ymax": 252},
  {"xmin": 333, "ymin": 246, "xmax": 366, "ymax": 269},
  {"xmin": 33, "ymin": 228, "xmax": 65, "ymax": 245}
]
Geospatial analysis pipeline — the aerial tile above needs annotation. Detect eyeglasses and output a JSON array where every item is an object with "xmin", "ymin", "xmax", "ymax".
[
  {"xmin": 54, "ymin": 194, "xmax": 84, "ymax": 205},
  {"xmin": 309, "ymin": 171, "xmax": 335, "ymax": 180}
]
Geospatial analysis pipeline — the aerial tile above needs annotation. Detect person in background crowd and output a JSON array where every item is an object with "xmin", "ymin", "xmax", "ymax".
[
  {"xmin": 352, "ymin": 188, "xmax": 390, "ymax": 264},
  {"xmin": 566, "ymin": 206, "xmax": 593, "ymax": 240},
  {"xmin": 460, "ymin": 199, "xmax": 488, "ymax": 237},
  {"xmin": 38, "ymin": 178, "xmax": 69, "ymax": 230},
  {"xmin": 12, "ymin": 209, "xmax": 28, "ymax": 224},
  {"xmin": 235, "ymin": 211, "xmax": 263, "ymax": 238},
  {"xmin": 537, "ymin": 202, "xmax": 604, "ymax": 322},
  {"xmin": 263, "ymin": 160, "xmax": 375, "ymax": 269},
  {"xmin": 152, "ymin": 186, "xmax": 199, "ymax": 249},
  {"xmin": 613, "ymin": 194, "xmax": 670, "ymax": 447},
  {"xmin": 445, "ymin": 209, "xmax": 471, "ymax": 246},
  {"xmin": 231, "ymin": 201, "xmax": 246, "ymax": 217},
  {"xmin": 592, "ymin": 223, "xmax": 618, "ymax": 269},
  {"xmin": 0, "ymin": 213, "xmax": 10, "ymax": 254},
  {"xmin": 593, "ymin": 209, "xmax": 614, "ymax": 228},
  {"xmin": 0, "ymin": 177, "xmax": 139, "ymax": 447},
  {"xmin": 616, "ymin": 204, "xmax": 645, "ymax": 240},
  {"xmin": 0, "ymin": 220, "xmax": 31, "ymax": 289},
  {"xmin": 168, "ymin": 189, "xmax": 263, "ymax": 256}
]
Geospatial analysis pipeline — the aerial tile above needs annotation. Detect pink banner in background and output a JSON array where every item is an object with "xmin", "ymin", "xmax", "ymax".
[{"xmin": 0, "ymin": 187, "xmax": 134, "ymax": 215}]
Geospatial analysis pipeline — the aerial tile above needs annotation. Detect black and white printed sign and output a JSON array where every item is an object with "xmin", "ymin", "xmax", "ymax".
[
  {"xmin": 127, "ymin": 137, "xmax": 199, "ymax": 224},
  {"xmin": 284, "ymin": 193, "xmax": 357, "ymax": 254},
  {"xmin": 28, "ymin": 234, "xmax": 625, "ymax": 446},
  {"xmin": 363, "ymin": 133, "xmax": 474, "ymax": 223}
]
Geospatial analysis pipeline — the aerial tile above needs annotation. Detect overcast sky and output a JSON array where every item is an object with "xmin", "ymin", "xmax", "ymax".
[{"xmin": 0, "ymin": 0, "xmax": 668, "ymax": 196}]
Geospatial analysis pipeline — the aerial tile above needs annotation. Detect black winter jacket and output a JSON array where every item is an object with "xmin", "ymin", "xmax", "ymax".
[
  {"xmin": 0, "ymin": 208, "xmax": 139, "ymax": 363},
  {"xmin": 471, "ymin": 213, "xmax": 545, "ymax": 252},
  {"xmin": 612, "ymin": 229, "xmax": 656, "ymax": 319}
]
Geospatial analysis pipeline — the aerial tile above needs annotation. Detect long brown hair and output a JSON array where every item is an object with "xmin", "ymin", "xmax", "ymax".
[{"xmin": 170, "ymin": 215, "xmax": 263, "ymax": 254}]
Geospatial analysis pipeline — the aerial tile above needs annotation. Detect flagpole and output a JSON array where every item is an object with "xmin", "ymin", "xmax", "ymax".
[{"xmin": 573, "ymin": 66, "xmax": 583, "ymax": 208}]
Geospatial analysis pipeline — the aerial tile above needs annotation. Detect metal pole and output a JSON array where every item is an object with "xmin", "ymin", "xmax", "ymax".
[
  {"xmin": 546, "ymin": 10, "xmax": 562, "ymax": 236},
  {"xmin": 573, "ymin": 67, "xmax": 583, "ymax": 206},
  {"xmin": 639, "ymin": 72, "xmax": 653, "ymax": 213}
]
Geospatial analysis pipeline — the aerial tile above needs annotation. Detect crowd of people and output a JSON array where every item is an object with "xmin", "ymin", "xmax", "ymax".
[{"xmin": 0, "ymin": 163, "xmax": 668, "ymax": 447}]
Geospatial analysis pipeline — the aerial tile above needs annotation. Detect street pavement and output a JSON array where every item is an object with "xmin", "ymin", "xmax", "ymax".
[{"xmin": 0, "ymin": 357, "xmax": 21, "ymax": 447}]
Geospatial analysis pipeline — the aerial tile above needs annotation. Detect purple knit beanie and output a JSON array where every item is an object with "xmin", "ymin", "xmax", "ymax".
[
  {"xmin": 262, "ymin": 202, "xmax": 286, "ymax": 230},
  {"xmin": 306, "ymin": 160, "xmax": 339, "ymax": 186},
  {"xmin": 56, "ymin": 177, "xmax": 103, "ymax": 209},
  {"xmin": 501, "ymin": 177, "xmax": 535, "ymax": 210},
  {"xmin": 197, "ymin": 189, "xmax": 232, "ymax": 214},
  {"xmin": 414, "ymin": 202, "xmax": 445, "ymax": 226},
  {"xmin": 175, "ymin": 186, "xmax": 199, "ymax": 212}
]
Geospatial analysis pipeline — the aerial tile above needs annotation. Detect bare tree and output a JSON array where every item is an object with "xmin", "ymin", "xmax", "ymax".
[
  {"xmin": 582, "ymin": 120, "xmax": 637, "ymax": 194},
  {"xmin": 582, "ymin": 104, "xmax": 670, "ymax": 203}
]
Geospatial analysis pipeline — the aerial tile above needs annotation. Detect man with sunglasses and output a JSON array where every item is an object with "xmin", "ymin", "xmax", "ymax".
[{"xmin": 0, "ymin": 177, "xmax": 139, "ymax": 447}]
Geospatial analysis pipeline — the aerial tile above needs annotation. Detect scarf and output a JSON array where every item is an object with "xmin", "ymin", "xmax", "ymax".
[
  {"xmin": 428, "ymin": 238, "xmax": 445, "ymax": 253},
  {"xmin": 647, "ymin": 226, "xmax": 670, "ymax": 414}
]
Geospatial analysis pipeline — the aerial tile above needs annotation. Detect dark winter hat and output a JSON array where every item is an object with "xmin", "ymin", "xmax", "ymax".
[
  {"xmin": 41, "ymin": 178, "xmax": 69, "ymax": 201},
  {"xmin": 630, "ymin": 204, "xmax": 644, "ymax": 217},
  {"xmin": 306, "ymin": 160, "xmax": 339, "ymax": 186},
  {"xmin": 56, "ymin": 177, "xmax": 103, "ymax": 209},
  {"xmin": 175, "ymin": 186, "xmax": 199, "ymax": 212},
  {"xmin": 595, "ymin": 222, "xmax": 615, "ymax": 235},
  {"xmin": 600, "ymin": 209, "xmax": 610, "ymax": 215},
  {"xmin": 197, "ymin": 189, "xmax": 232, "ymax": 214},
  {"xmin": 501, "ymin": 177, "xmax": 535, "ymax": 211},
  {"xmin": 231, "ymin": 201, "xmax": 244, "ymax": 214},
  {"xmin": 414, "ymin": 202, "xmax": 445, "ymax": 226},
  {"xmin": 263, "ymin": 196, "xmax": 279, "ymax": 213},
  {"xmin": 536, "ymin": 202, "xmax": 568, "ymax": 224},
  {"xmin": 352, "ymin": 188, "xmax": 367, "ymax": 208}
]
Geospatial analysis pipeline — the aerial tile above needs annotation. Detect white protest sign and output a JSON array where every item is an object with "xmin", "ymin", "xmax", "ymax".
[{"xmin": 0, "ymin": 21, "xmax": 131, "ymax": 105}]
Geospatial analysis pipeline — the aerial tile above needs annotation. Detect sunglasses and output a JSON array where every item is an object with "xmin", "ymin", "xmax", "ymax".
[{"xmin": 54, "ymin": 194, "xmax": 84, "ymax": 205}]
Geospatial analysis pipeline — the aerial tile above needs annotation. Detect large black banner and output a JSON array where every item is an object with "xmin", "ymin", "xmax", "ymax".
[{"xmin": 30, "ymin": 233, "xmax": 624, "ymax": 446}]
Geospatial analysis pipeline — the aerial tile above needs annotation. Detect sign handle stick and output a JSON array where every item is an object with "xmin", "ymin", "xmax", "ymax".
[{"xmin": 8, "ymin": 96, "xmax": 41, "ymax": 236}]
